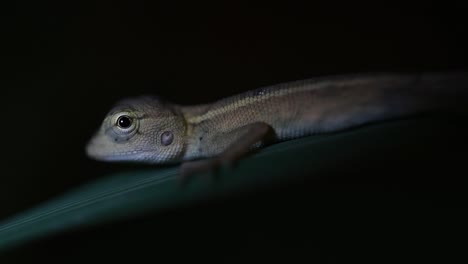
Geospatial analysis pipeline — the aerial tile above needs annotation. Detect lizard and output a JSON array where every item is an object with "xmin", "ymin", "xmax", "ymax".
[{"xmin": 85, "ymin": 72, "xmax": 468, "ymax": 181}]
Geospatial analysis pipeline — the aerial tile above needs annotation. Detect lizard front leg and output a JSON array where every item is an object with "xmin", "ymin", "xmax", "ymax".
[{"xmin": 179, "ymin": 122, "xmax": 273, "ymax": 184}]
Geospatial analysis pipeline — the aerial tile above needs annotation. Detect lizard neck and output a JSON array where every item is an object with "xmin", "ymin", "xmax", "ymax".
[{"xmin": 179, "ymin": 104, "xmax": 212, "ymax": 161}]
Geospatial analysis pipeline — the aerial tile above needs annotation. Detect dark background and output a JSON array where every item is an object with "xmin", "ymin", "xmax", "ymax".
[{"xmin": 1, "ymin": 0, "xmax": 467, "ymax": 225}]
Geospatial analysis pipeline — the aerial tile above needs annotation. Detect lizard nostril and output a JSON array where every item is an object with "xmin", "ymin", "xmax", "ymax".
[{"xmin": 85, "ymin": 140, "xmax": 97, "ymax": 157}]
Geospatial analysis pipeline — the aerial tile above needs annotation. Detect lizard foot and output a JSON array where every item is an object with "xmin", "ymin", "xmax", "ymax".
[
  {"xmin": 178, "ymin": 158, "xmax": 222, "ymax": 186},
  {"xmin": 178, "ymin": 153, "xmax": 243, "ymax": 186},
  {"xmin": 177, "ymin": 122, "xmax": 273, "ymax": 186}
]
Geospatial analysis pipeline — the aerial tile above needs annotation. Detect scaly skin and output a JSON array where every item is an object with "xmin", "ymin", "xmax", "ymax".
[{"xmin": 85, "ymin": 72, "xmax": 468, "ymax": 175}]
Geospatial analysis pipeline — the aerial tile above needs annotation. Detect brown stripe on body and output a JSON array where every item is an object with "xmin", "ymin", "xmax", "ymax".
[{"xmin": 181, "ymin": 73, "xmax": 429, "ymax": 160}]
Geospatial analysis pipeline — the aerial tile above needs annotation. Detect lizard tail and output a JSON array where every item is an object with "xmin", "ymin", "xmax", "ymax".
[{"xmin": 418, "ymin": 71, "xmax": 468, "ymax": 107}]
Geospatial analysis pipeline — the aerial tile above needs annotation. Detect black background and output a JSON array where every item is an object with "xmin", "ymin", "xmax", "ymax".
[
  {"xmin": 2, "ymin": 0, "xmax": 468, "ymax": 216},
  {"xmin": 1, "ymin": 0, "xmax": 468, "ymax": 256}
]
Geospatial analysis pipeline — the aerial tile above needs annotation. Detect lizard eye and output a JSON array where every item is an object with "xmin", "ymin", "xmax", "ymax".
[
  {"xmin": 117, "ymin": 115, "xmax": 133, "ymax": 129},
  {"xmin": 106, "ymin": 111, "xmax": 140, "ymax": 142}
]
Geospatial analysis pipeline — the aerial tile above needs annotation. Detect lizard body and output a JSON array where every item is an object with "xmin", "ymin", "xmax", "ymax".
[{"xmin": 86, "ymin": 72, "xmax": 468, "ymax": 175}]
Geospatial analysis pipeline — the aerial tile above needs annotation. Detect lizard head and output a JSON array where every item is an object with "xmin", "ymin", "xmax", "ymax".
[{"xmin": 86, "ymin": 96, "xmax": 186, "ymax": 164}]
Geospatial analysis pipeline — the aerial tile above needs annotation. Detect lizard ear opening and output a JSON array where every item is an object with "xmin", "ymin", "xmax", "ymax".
[{"xmin": 161, "ymin": 131, "xmax": 174, "ymax": 146}]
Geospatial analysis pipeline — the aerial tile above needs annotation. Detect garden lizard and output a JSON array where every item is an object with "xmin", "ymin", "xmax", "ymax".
[{"xmin": 86, "ymin": 72, "xmax": 467, "ymax": 178}]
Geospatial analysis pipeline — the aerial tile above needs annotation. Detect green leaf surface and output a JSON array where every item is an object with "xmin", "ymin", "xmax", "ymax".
[{"xmin": 0, "ymin": 115, "xmax": 465, "ymax": 253}]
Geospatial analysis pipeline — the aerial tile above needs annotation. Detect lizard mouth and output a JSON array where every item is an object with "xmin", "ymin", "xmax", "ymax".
[
  {"xmin": 85, "ymin": 139, "xmax": 156, "ymax": 162},
  {"xmin": 87, "ymin": 149, "xmax": 157, "ymax": 162}
]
